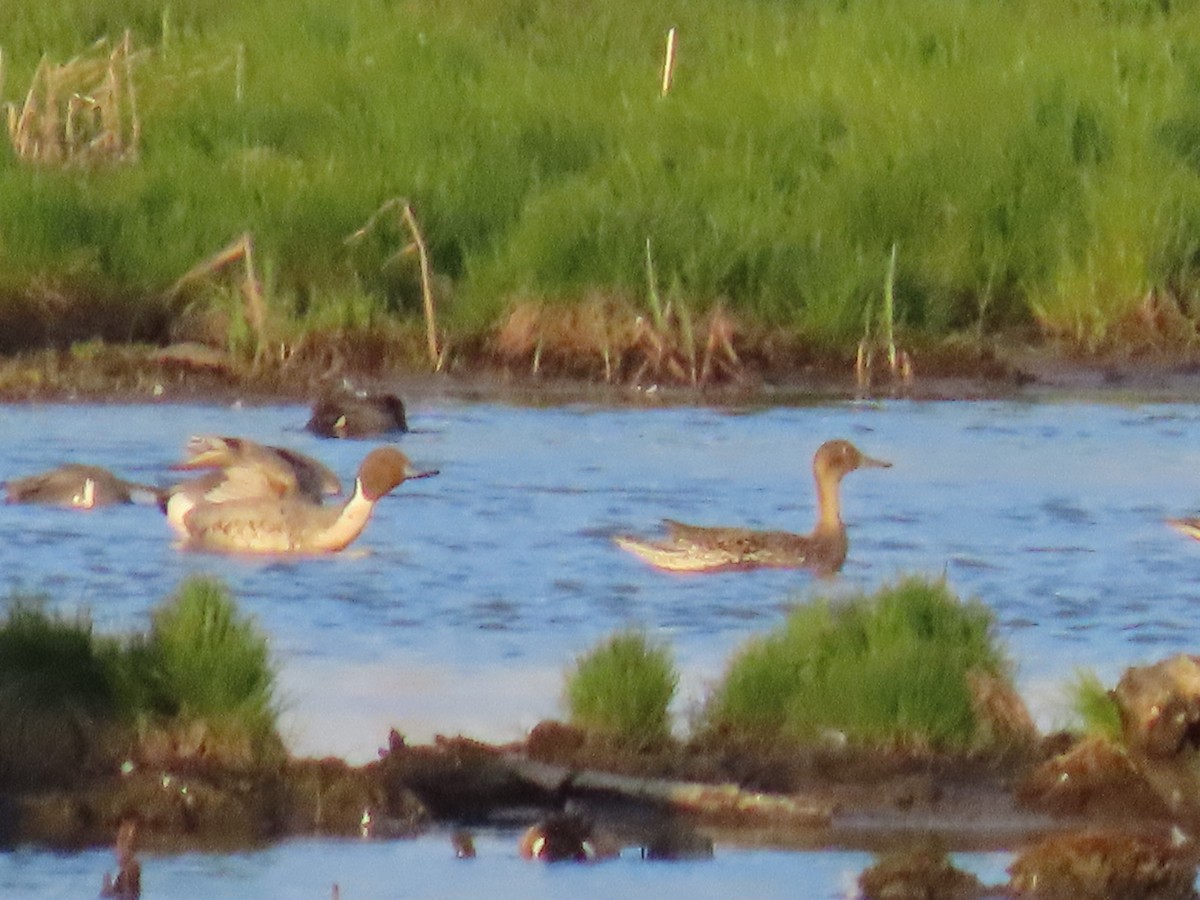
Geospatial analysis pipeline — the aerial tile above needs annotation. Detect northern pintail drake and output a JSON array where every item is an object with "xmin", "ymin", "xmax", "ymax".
[
  {"xmin": 614, "ymin": 439, "xmax": 891, "ymax": 575},
  {"xmin": 171, "ymin": 435, "xmax": 342, "ymax": 501},
  {"xmin": 4, "ymin": 464, "xmax": 157, "ymax": 508},
  {"xmin": 167, "ymin": 447, "xmax": 436, "ymax": 553},
  {"xmin": 306, "ymin": 390, "xmax": 408, "ymax": 439}
]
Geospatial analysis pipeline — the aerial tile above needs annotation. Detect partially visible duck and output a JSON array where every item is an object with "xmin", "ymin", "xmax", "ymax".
[
  {"xmin": 518, "ymin": 812, "xmax": 619, "ymax": 863},
  {"xmin": 168, "ymin": 447, "xmax": 436, "ymax": 553},
  {"xmin": 613, "ymin": 439, "xmax": 891, "ymax": 575},
  {"xmin": 4, "ymin": 464, "xmax": 157, "ymax": 508},
  {"xmin": 306, "ymin": 390, "xmax": 408, "ymax": 439}
]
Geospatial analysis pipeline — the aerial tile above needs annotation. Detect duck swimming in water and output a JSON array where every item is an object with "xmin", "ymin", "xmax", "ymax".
[
  {"xmin": 518, "ymin": 812, "xmax": 619, "ymax": 863},
  {"xmin": 306, "ymin": 390, "xmax": 408, "ymax": 439},
  {"xmin": 614, "ymin": 439, "xmax": 890, "ymax": 575},
  {"xmin": 4, "ymin": 464, "xmax": 157, "ymax": 509},
  {"xmin": 167, "ymin": 446, "xmax": 436, "ymax": 553}
]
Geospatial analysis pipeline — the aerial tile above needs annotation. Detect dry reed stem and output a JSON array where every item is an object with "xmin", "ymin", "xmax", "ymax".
[
  {"xmin": 661, "ymin": 28, "xmax": 678, "ymax": 96},
  {"xmin": 167, "ymin": 232, "xmax": 267, "ymax": 366},
  {"xmin": 494, "ymin": 297, "xmax": 742, "ymax": 387},
  {"xmin": 4, "ymin": 32, "xmax": 140, "ymax": 166},
  {"xmin": 347, "ymin": 197, "xmax": 443, "ymax": 370},
  {"xmin": 401, "ymin": 202, "xmax": 442, "ymax": 370}
]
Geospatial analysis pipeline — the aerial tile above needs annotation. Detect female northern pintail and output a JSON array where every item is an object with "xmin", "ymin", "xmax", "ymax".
[
  {"xmin": 166, "ymin": 447, "xmax": 436, "ymax": 553},
  {"xmin": 614, "ymin": 439, "xmax": 890, "ymax": 575},
  {"xmin": 4, "ymin": 464, "xmax": 157, "ymax": 508},
  {"xmin": 305, "ymin": 389, "xmax": 408, "ymax": 439}
]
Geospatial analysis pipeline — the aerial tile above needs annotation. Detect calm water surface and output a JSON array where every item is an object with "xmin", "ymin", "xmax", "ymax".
[{"xmin": 1, "ymin": 394, "xmax": 1198, "ymax": 893}]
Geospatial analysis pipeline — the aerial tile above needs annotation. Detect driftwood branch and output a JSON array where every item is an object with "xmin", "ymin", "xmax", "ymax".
[{"xmin": 502, "ymin": 755, "xmax": 833, "ymax": 826}]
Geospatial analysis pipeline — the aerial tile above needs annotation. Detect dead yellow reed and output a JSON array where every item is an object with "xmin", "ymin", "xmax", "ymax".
[
  {"xmin": 167, "ymin": 232, "xmax": 267, "ymax": 367},
  {"xmin": 661, "ymin": 27, "xmax": 678, "ymax": 96},
  {"xmin": 346, "ymin": 197, "xmax": 443, "ymax": 370},
  {"xmin": 4, "ymin": 31, "xmax": 140, "ymax": 166}
]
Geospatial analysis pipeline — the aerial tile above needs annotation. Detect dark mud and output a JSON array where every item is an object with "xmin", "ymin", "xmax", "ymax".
[{"xmin": 0, "ymin": 721, "xmax": 1190, "ymax": 862}]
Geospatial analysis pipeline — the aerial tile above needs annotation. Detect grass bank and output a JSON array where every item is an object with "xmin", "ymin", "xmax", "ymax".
[{"xmin": 7, "ymin": 0, "xmax": 1200, "ymax": 363}]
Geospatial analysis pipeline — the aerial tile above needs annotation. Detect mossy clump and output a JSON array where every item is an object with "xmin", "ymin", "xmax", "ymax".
[
  {"xmin": 136, "ymin": 576, "xmax": 282, "ymax": 763},
  {"xmin": 0, "ymin": 576, "xmax": 282, "ymax": 784},
  {"xmin": 704, "ymin": 576, "xmax": 1010, "ymax": 750},
  {"xmin": 565, "ymin": 630, "xmax": 678, "ymax": 750},
  {"xmin": 0, "ymin": 597, "xmax": 121, "ymax": 786},
  {"xmin": 1069, "ymin": 669, "xmax": 1124, "ymax": 744}
]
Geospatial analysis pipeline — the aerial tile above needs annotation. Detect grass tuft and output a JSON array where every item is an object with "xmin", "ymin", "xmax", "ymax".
[
  {"xmin": 704, "ymin": 575, "xmax": 1010, "ymax": 750},
  {"xmin": 1068, "ymin": 669, "xmax": 1124, "ymax": 743},
  {"xmin": 145, "ymin": 575, "xmax": 279, "ymax": 750},
  {"xmin": 0, "ymin": 576, "xmax": 281, "ymax": 782},
  {"xmin": 0, "ymin": 596, "xmax": 119, "ymax": 785},
  {"xmin": 565, "ymin": 630, "xmax": 678, "ymax": 749}
]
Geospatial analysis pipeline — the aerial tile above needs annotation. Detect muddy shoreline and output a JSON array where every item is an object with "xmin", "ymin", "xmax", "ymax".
[{"xmin": 4, "ymin": 336, "xmax": 1200, "ymax": 407}]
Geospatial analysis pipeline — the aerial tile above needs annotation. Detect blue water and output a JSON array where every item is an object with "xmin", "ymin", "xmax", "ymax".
[
  {"xmin": 1, "ymin": 393, "xmax": 1198, "ymax": 893},
  {"xmin": 0, "ymin": 830, "xmax": 1014, "ymax": 899}
]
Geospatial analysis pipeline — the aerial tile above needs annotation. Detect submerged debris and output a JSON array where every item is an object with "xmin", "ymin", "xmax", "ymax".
[
  {"xmin": 99, "ymin": 813, "xmax": 141, "ymax": 900},
  {"xmin": 858, "ymin": 845, "xmax": 988, "ymax": 900}
]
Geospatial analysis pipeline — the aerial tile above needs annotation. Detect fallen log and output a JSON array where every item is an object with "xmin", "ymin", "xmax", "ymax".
[{"xmin": 501, "ymin": 755, "xmax": 834, "ymax": 827}]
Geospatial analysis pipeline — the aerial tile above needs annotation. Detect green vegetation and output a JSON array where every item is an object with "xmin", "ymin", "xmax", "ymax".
[
  {"xmin": 8, "ymin": 0, "xmax": 1200, "ymax": 354},
  {"xmin": 138, "ymin": 575, "xmax": 280, "ymax": 751},
  {"xmin": 0, "ymin": 598, "xmax": 121, "ymax": 785},
  {"xmin": 0, "ymin": 576, "xmax": 280, "ymax": 785},
  {"xmin": 1069, "ymin": 669, "xmax": 1124, "ymax": 743},
  {"xmin": 565, "ymin": 630, "xmax": 678, "ymax": 748},
  {"xmin": 703, "ymin": 576, "xmax": 1010, "ymax": 749}
]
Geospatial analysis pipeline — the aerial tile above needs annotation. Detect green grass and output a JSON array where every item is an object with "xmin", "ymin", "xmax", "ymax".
[
  {"xmin": 565, "ymin": 630, "xmax": 678, "ymax": 749},
  {"xmin": 704, "ymin": 576, "xmax": 1010, "ymax": 749},
  {"xmin": 0, "ymin": 576, "xmax": 281, "ymax": 783},
  {"xmin": 1068, "ymin": 669, "xmax": 1125, "ymax": 743},
  {"xmin": 8, "ymin": 1, "xmax": 1200, "ymax": 351},
  {"xmin": 142, "ymin": 575, "xmax": 279, "ymax": 749},
  {"xmin": 0, "ymin": 596, "xmax": 121, "ymax": 785}
]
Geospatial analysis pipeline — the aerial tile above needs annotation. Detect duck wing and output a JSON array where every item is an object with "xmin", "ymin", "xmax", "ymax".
[
  {"xmin": 616, "ymin": 520, "xmax": 829, "ymax": 573},
  {"xmin": 270, "ymin": 447, "xmax": 342, "ymax": 499},
  {"xmin": 176, "ymin": 436, "xmax": 331, "ymax": 500},
  {"xmin": 613, "ymin": 534, "xmax": 755, "ymax": 572}
]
